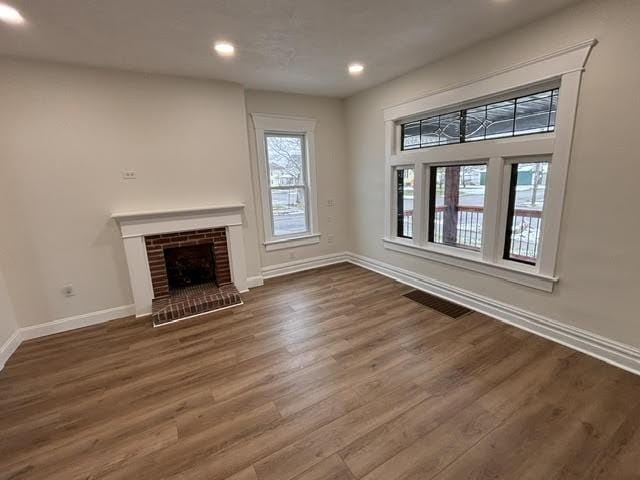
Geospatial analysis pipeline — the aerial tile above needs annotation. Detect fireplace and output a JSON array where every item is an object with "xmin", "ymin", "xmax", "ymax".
[
  {"xmin": 112, "ymin": 204, "xmax": 252, "ymax": 323},
  {"xmin": 164, "ymin": 244, "xmax": 216, "ymax": 290},
  {"xmin": 143, "ymin": 228, "xmax": 241, "ymax": 326}
]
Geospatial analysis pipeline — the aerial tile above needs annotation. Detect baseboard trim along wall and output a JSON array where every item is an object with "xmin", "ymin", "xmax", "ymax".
[
  {"xmin": 245, "ymin": 275, "xmax": 265, "ymax": 289},
  {"xmin": 0, "ymin": 330, "xmax": 22, "ymax": 370},
  {"xmin": 20, "ymin": 304, "xmax": 136, "ymax": 341},
  {"xmin": 261, "ymin": 252, "xmax": 350, "ymax": 279},
  {"xmin": 2, "ymin": 251, "xmax": 639, "ymax": 376}
]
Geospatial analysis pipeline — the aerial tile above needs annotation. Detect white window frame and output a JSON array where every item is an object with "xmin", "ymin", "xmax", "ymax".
[
  {"xmin": 252, "ymin": 113, "xmax": 320, "ymax": 251},
  {"xmin": 382, "ymin": 39, "xmax": 596, "ymax": 292}
]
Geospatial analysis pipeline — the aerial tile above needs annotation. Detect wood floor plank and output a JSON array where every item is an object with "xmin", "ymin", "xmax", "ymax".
[
  {"xmin": 0, "ymin": 263, "xmax": 639, "ymax": 480},
  {"xmin": 291, "ymin": 454, "xmax": 355, "ymax": 480}
]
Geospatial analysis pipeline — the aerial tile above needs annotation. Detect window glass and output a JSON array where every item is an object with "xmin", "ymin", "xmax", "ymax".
[
  {"xmin": 486, "ymin": 100, "xmax": 516, "ymax": 139},
  {"xmin": 396, "ymin": 168, "xmax": 415, "ymax": 238},
  {"xmin": 429, "ymin": 164, "xmax": 487, "ymax": 251},
  {"xmin": 265, "ymin": 134, "xmax": 309, "ymax": 236},
  {"xmin": 271, "ymin": 188, "xmax": 307, "ymax": 236},
  {"xmin": 402, "ymin": 122, "xmax": 421, "ymax": 150},
  {"xmin": 420, "ymin": 117, "xmax": 440, "ymax": 147},
  {"xmin": 514, "ymin": 91, "xmax": 556, "ymax": 135},
  {"xmin": 439, "ymin": 112, "xmax": 461, "ymax": 145},
  {"xmin": 504, "ymin": 162, "xmax": 549, "ymax": 264},
  {"xmin": 402, "ymin": 89, "xmax": 558, "ymax": 150}
]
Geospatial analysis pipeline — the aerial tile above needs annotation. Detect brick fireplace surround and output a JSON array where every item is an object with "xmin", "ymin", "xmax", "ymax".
[{"xmin": 145, "ymin": 228, "xmax": 231, "ymax": 299}]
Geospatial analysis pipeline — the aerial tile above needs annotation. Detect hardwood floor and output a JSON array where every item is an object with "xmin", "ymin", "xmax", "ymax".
[{"xmin": 1, "ymin": 263, "xmax": 639, "ymax": 480}]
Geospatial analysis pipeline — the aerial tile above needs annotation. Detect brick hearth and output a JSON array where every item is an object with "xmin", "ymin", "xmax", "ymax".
[{"xmin": 151, "ymin": 283, "xmax": 242, "ymax": 326}]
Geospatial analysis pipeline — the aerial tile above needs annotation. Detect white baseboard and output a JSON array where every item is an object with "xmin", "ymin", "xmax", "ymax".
[
  {"xmin": 19, "ymin": 304, "xmax": 136, "ymax": 341},
  {"xmin": 346, "ymin": 251, "xmax": 640, "ymax": 376},
  {"xmin": 245, "ymin": 275, "xmax": 264, "ymax": 289},
  {"xmin": 0, "ymin": 330, "xmax": 22, "ymax": 370},
  {"xmin": 261, "ymin": 252, "xmax": 349, "ymax": 279}
]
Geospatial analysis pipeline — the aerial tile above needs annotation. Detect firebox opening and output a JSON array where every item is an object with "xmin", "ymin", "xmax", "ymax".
[{"xmin": 164, "ymin": 244, "xmax": 216, "ymax": 290}]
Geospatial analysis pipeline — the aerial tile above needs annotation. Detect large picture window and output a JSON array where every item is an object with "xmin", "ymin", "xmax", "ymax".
[{"xmin": 381, "ymin": 40, "xmax": 596, "ymax": 293}]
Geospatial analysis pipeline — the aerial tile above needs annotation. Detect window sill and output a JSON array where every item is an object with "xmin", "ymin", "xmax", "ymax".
[
  {"xmin": 264, "ymin": 233, "xmax": 322, "ymax": 251},
  {"xmin": 382, "ymin": 237, "xmax": 558, "ymax": 292}
]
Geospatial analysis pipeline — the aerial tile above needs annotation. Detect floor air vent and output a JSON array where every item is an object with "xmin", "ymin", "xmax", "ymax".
[{"xmin": 403, "ymin": 290, "xmax": 472, "ymax": 319}]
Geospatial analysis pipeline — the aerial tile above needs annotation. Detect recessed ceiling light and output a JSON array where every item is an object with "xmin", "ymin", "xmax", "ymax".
[
  {"xmin": 0, "ymin": 3, "xmax": 24, "ymax": 25},
  {"xmin": 213, "ymin": 41, "xmax": 235, "ymax": 57},
  {"xmin": 348, "ymin": 63, "xmax": 364, "ymax": 75}
]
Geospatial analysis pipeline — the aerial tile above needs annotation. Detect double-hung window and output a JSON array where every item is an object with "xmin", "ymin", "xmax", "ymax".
[
  {"xmin": 252, "ymin": 114, "xmax": 320, "ymax": 251},
  {"xmin": 265, "ymin": 133, "xmax": 309, "ymax": 236},
  {"xmin": 383, "ymin": 41, "xmax": 594, "ymax": 292}
]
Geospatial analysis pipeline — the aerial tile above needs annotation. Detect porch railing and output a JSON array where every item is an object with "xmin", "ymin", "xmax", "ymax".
[{"xmin": 403, "ymin": 206, "xmax": 542, "ymax": 261}]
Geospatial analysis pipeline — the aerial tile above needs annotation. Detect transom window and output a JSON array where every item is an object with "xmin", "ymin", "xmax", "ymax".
[{"xmin": 402, "ymin": 89, "xmax": 558, "ymax": 150}]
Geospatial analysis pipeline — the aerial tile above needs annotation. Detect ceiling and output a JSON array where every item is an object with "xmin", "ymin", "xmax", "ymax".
[{"xmin": 0, "ymin": 0, "xmax": 580, "ymax": 97}]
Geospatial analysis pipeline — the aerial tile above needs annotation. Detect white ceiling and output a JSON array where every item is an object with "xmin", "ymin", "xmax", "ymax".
[{"xmin": 0, "ymin": 0, "xmax": 580, "ymax": 97}]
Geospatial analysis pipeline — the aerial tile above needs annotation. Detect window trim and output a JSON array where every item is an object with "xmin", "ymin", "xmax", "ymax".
[
  {"xmin": 382, "ymin": 39, "xmax": 596, "ymax": 292},
  {"xmin": 251, "ymin": 114, "xmax": 320, "ymax": 250}
]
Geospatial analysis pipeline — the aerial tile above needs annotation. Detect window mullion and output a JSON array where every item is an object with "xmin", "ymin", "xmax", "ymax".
[
  {"xmin": 412, "ymin": 162, "xmax": 425, "ymax": 245},
  {"xmin": 481, "ymin": 156, "xmax": 505, "ymax": 262}
]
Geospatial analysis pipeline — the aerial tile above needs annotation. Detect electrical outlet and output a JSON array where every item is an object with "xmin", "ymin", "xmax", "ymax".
[
  {"xmin": 327, "ymin": 216, "xmax": 334, "ymax": 224},
  {"xmin": 327, "ymin": 234, "xmax": 335, "ymax": 244},
  {"xmin": 62, "ymin": 284, "xmax": 75, "ymax": 297},
  {"xmin": 122, "ymin": 170, "xmax": 137, "ymax": 180}
]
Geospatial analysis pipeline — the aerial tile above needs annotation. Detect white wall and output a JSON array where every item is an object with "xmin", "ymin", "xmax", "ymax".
[
  {"xmin": 0, "ymin": 270, "xmax": 19, "ymax": 354},
  {"xmin": 345, "ymin": 0, "xmax": 640, "ymax": 348},
  {"xmin": 244, "ymin": 90, "xmax": 349, "ymax": 267},
  {"xmin": 0, "ymin": 59, "xmax": 263, "ymax": 328}
]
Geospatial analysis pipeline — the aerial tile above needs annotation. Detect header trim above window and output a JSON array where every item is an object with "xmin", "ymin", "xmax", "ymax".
[{"xmin": 383, "ymin": 39, "xmax": 596, "ymax": 123}]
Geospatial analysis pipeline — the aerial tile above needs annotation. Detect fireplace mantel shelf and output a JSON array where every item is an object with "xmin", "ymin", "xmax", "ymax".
[{"xmin": 111, "ymin": 204, "xmax": 245, "ymax": 222}]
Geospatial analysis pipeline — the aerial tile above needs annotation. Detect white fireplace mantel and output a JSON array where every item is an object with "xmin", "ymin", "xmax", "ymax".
[{"xmin": 112, "ymin": 204, "xmax": 248, "ymax": 317}]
